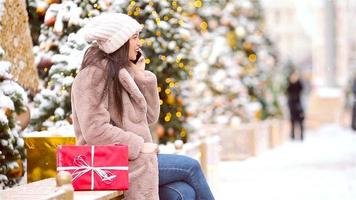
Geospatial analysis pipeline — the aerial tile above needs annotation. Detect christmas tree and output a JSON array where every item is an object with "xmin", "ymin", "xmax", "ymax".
[
  {"xmin": 125, "ymin": 0, "xmax": 194, "ymax": 143},
  {"xmin": 182, "ymin": 0, "xmax": 282, "ymax": 130},
  {"xmin": 0, "ymin": 47, "xmax": 28, "ymax": 188}
]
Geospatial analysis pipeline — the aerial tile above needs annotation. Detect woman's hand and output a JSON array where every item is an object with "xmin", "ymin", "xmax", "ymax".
[
  {"xmin": 141, "ymin": 142, "xmax": 159, "ymax": 154},
  {"xmin": 130, "ymin": 52, "xmax": 146, "ymax": 77}
]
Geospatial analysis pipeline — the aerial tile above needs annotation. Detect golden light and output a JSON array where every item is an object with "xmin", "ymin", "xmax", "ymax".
[
  {"xmin": 172, "ymin": 1, "xmax": 177, "ymax": 7},
  {"xmin": 180, "ymin": 129, "xmax": 187, "ymax": 137},
  {"xmin": 176, "ymin": 112, "xmax": 182, "ymax": 118},
  {"xmin": 160, "ymin": 55, "xmax": 167, "ymax": 61},
  {"xmin": 169, "ymin": 82, "xmax": 175, "ymax": 87},
  {"xmin": 176, "ymin": 55, "xmax": 182, "ymax": 63},
  {"xmin": 157, "ymin": 87, "xmax": 162, "ymax": 92},
  {"xmin": 249, "ymin": 54, "xmax": 257, "ymax": 62},
  {"xmin": 140, "ymin": 39, "xmax": 145, "ymax": 45},
  {"xmin": 194, "ymin": 0, "xmax": 202, "ymax": 8},
  {"xmin": 155, "ymin": 18, "xmax": 161, "ymax": 25},
  {"xmin": 179, "ymin": 63, "xmax": 184, "ymax": 68},
  {"xmin": 164, "ymin": 112, "xmax": 172, "ymax": 122},
  {"xmin": 145, "ymin": 58, "xmax": 151, "ymax": 64},
  {"xmin": 159, "ymin": 100, "xmax": 163, "ymax": 105},
  {"xmin": 165, "ymin": 88, "xmax": 171, "ymax": 95},
  {"xmin": 165, "ymin": 78, "xmax": 172, "ymax": 83},
  {"xmin": 177, "ymin": 6, "xmax": 182, "ymax": 12},
  {"xmin": 179, "ymin": 19, "xmax": 185, "ymax": 26},
  {"xmin": 164, "ymin": 116, "xmax": 171, "ymax": 122},
  {"xmin": 200, "ymin": 21, "xmax": 208, "ymax": 30},
  {"xmin": 156, "ymin": 31, "xmax": 161, "ymax": 36}
]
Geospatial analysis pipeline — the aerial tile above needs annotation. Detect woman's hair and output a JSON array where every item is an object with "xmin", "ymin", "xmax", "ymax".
[{"xmin": 80, "ymin": 41, "xmax": 131, "ymax": 123}]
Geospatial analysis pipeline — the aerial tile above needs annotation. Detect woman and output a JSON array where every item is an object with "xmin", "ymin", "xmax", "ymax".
[
  {"xmin": 286, "ymin": 71, "xmax": 305, "ymax": 140},
  {"xmin": 71, "ymin": 13, "xmax": 214, "ymax": 200}
]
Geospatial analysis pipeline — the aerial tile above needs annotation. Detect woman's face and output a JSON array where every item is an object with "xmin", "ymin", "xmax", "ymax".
[{"xmin": 128, "ymin": 32, "xmax": 141, "ymax": 61}]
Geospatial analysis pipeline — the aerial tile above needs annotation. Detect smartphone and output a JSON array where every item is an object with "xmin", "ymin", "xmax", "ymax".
[{"xmin": 132, "ymin": 50, "xmax": 142, "ymax": 64}]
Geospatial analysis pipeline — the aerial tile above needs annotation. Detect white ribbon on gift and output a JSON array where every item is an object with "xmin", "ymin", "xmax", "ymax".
[{"xmin": 57, "ymin": 146, "xmax": 128, "ymax": 190}]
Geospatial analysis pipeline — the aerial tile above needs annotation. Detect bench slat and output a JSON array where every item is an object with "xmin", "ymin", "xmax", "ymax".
[{"xmin": 0, "ymin": 178, "xmax": 123, "ymax": 200}]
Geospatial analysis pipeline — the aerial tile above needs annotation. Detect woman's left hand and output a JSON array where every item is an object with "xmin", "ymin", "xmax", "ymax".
[{"xmin": 130, "ymin": 55, "xmax": 146, "ymax": 76}]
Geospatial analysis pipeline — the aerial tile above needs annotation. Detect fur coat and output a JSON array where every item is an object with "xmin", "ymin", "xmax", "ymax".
[{"xmin": 71, "ymin": 63, "xmax": 160, "ymax": 199}]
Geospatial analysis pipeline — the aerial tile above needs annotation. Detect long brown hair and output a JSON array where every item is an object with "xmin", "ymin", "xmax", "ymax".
[{"xmin": 80, "ymin": 42, "xmax": 131, "ymax": 122}]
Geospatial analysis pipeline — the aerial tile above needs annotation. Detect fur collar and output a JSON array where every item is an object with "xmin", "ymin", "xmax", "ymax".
[{"xmin": 118, "ymin": 68, "xmax": 146, "ymax": 111}]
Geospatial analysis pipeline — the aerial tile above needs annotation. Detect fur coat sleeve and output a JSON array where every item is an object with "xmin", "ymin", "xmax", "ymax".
[{"xmin": 133, "ymin": 71, "xmax": 160, "ymax": 124}]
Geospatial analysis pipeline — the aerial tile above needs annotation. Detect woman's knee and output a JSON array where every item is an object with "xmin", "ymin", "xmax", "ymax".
[
  {"xmin": 159, "ymin": 181, "xmax": 196, "ymax": 200},
  {"xmin": 185, "ymin": 156, "xmax": 202, "ymax": 173}
]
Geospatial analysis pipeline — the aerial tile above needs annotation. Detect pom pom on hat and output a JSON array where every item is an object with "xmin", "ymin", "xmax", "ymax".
[{"xmin": 83, "ymin": 13, "xmax": 142, "ymax": 54}]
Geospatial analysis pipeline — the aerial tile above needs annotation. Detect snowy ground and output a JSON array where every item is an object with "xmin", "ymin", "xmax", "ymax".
[{"xmin": 213, "ymin": 124, "xmax": 356, "ymax": 200}]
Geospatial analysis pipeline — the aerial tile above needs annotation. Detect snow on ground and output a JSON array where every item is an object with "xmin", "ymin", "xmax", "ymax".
[{"xmin": 214, "ymin": 124, "xmax": 356, "ymax": 200}]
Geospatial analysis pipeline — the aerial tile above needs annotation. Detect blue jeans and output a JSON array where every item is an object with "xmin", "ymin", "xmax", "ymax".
[{"xmin": 158, "ymin": 154, "xmax": 215, "ymax": 200}]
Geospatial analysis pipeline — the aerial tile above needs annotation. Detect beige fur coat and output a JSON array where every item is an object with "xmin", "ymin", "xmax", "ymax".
[{"xmin": 71, "ymin": 63, "xmax": 160, "ymax": 199}]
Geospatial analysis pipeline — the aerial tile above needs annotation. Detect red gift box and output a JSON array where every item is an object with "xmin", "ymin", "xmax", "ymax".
[{"xmin": 57, "ymin": 145, "xmax": 129, "ymax": 190}]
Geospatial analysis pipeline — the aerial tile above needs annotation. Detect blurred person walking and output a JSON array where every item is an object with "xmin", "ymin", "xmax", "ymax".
[
  {"xmin": 352, "ymin": 76, "xmax": 356, "ymax": 131},
  {"xmin": 286, "ymin": 71, "xmax": 305, "ymax": 140}
]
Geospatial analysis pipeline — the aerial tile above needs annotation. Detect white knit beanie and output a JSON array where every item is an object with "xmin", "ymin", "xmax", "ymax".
[{"xmin": 83, "ymin": 13, "xmax": 143, "ymax": 54}]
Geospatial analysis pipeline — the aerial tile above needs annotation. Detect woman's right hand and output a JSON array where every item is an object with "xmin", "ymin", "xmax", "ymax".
[{"xmin": 141, "ymin": 143, "xmax": 159, "ymax": 154}]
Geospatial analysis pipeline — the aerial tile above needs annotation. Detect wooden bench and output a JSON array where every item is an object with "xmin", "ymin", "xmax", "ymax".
[{"xmin": 0, "ymin": 177, "xmax": 124, "ymax": 200}]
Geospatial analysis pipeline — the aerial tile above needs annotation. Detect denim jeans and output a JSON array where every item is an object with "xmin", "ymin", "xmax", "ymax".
[{"xmin": 158, "ymin": 154, "xmax": 215, "ymax": 200}]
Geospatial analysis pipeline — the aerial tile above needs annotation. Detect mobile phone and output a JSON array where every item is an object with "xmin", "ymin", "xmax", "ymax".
[{"xmin": 132, "ymin": 51, "xmax": 142, "ymax": 64}]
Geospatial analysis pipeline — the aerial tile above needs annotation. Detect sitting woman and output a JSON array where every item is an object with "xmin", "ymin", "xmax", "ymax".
[{"xmin": 71, "ymin": 13, "xmax": 215, "ymax": 200}]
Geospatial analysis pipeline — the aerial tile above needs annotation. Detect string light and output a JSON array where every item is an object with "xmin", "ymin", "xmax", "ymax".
[
  {"xmin": 145, "ymin": 58, "xmax": 151, "ymax": 64},
  {"xmin": 159, "ymin": 100, "xmax": 163, "ymax": 105},
  {"xmin": 157, "ymin": 87, "xmax": 162, "ymax": 92},
  {"xmin": 200, "ymin": 21, "xmax": 208, "ymax": 31},
  {"xmin": 155, "ymin": 18, "xmax": 161, "ymax": 25},
  {"xmin": 164, "ymin": 112, "xmax": 172, "ymax": 122},
  {"xmin": 169, "ymin": 82, "xmax": 175, "ymax": 88},
  {"xmin": 177, "ymin": 6, "xmax": 182, "ymax": 12},
  {"xmin": 165, "ymin": 78, "xmax": 172, "ymax": 83},
  {"xmin": 179, "ymin": 63, "xmax": 184, "ymax": 68},
  {"xmin": 160, "ymin": 55, "xmax": 167, "ymax": 61},
  {"xmin": 179, "ymin": 19, "xmax": 185, "ymax": 26},
  {"xmin": 176, "ymin": 112, "xmax": 182, "ymax": 118},
  {"xmin": 165, "ymin": 89, "xmax": 171, "ymax": 94},
  {"xmin": 194, "ymin": 0, "xmax": 202, "ymax": 8},
  {"xmin": 249, "ymin": 54, "xmax": 257, "ymax": 62},
  {"xmin": 156, "ymin": 31, "xmax": 161, "ymax": 36},
  {"xmin": 180, "ymin": 129, "xmax": 187, "ymax": 137}
]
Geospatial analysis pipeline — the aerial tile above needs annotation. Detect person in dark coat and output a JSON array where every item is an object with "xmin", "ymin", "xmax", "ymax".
[
  {"xmin": 286, "ymin": 71, "xmax": 305, "ymax": 140},
  {"xmin": 352, "ymin": 77, "xmax": 356, "ymax": 131}
]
